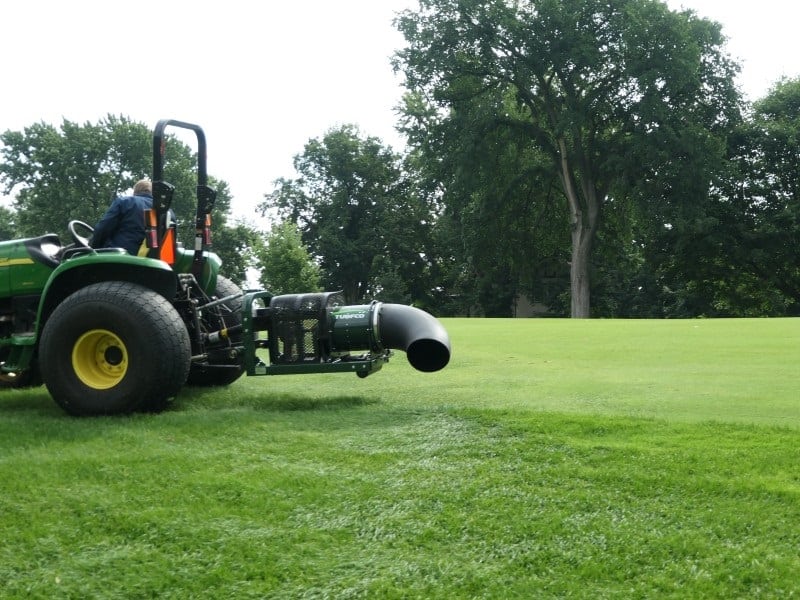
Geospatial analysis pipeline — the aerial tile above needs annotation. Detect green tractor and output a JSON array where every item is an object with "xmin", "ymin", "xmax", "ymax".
[{"xmin": 0, "ymin": 119, "xmax": 450, "ymax": 416}]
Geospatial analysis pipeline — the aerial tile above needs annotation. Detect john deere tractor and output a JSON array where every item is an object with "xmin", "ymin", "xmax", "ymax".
[{"xmin": 0, "ymin": 119, "xmax": 450, "ymax": 416}]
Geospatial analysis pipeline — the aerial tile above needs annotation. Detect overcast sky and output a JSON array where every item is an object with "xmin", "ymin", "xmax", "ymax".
[{"xmin": 2, "ymin": 0, "xmax": 798, "ymax": 224}]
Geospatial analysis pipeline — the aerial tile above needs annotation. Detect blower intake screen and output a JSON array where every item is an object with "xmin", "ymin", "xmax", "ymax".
[{"xmin": 269, "ymin": 292, "xmax": 343, "ymax": 363}]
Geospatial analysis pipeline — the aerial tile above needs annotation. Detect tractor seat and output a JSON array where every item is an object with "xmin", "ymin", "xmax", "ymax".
[{"xmin": 24, "ymin": 234, "xmax": 62, "ymax": 269}]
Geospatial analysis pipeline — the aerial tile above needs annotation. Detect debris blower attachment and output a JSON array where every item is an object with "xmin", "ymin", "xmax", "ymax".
[{"xmin": 241, "ymin": 291, "xmax": 451, "ymax": 378}]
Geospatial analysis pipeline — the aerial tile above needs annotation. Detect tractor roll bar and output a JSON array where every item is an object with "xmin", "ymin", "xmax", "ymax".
[
  {"xmin": 152, "ymin": 118, "xmax": 208, "ymax": 184},
  {"xmin": 151, "ymin": 119, "xmax": 217, "ymax": 277}
]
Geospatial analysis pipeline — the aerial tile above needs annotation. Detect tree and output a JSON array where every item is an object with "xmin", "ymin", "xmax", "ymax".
[
  {"xmin": 261, "ymin": 125, "xmax": 435, "ymax": 305},
  {"xmin": 709, "ymin": 78, "xmax": 800, "ymax": 315},
  {"xmin": 627, "ymin": 78, "xmax": 800, "ymax": 318},
  {"xmin": 0, "ymin": 116, "xmax": 258, "ymax": 283},
  {"xmin": 210, "ymin": 219, "xmax": 264, "ymax": 287},
  {"xmin": 0, "ymin": 206, "xmax": 16, "ymax": 240},
  {"xmin": 0, "ymin": 115, "xmax": 151, "ymax": 238},
  {"xmin": 257, "ymin": 221, "xmax": 321, "ymax": 295},
  {"xmin": 399, "ymin": 88, "xmax": 570, "ymax": 316},
  {"xmin": 395, "ymin": 0, "xmax": 740, "ymax": 317},
  {"xmin": 742, "ymin": 79, "xmax": 800, "ymax": 312}
]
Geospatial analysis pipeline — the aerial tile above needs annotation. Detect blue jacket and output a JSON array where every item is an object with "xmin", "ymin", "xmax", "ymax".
[{"xmin": 90, "ymin": 192, "xmax": 153, "ymax": 255}]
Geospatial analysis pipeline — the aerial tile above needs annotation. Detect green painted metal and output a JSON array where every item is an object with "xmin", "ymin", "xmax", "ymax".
[
  {"xmin": 0, "ymin": 337, "xmax": 35, "ymax": 373},
  {"xmin": 259, "ymin": 357, "xmax": 386, "ymax": 377},
  {"xmin": 0, "ymin": 238, "xmax": 56, "ymax": 296},
  {"xmin": 329, "ymin": 304, "xmax": 382, "ymax": 353},
  {"xmin": 2, "ymin": 119, "xmax": 449, "ymax": 409},
  {"xmin": 172, "ymin": 247, "xmax": 221, "ymax": 294},
  {"xmin": 240, "ymin": 291, "xmax": 390, "ymax": 378},
  {"xmin": 1, "ymin": 240, "xmax": 182, "ymax": 373},
  {"xmin": 241, "ymin": 290, "xmax": 274, "ymax": 376}
]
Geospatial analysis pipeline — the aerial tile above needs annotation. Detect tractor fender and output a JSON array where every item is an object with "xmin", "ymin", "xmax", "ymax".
[
  {"xmin": 35, "ymin": 252, "xmax": 179, "ymax": 336},
  {"xmin": 172, "ymin": 247, "xmax": 222, "ymax": 295}
]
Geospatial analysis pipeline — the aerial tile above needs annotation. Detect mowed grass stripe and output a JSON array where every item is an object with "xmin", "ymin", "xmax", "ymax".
[
  {"xmin": 0, "ymin": 318, "xmax": 798, "ymax": 597},
  {"xmin": 231, "ymin": 317, "xmax": 800, "ymax": 427}
]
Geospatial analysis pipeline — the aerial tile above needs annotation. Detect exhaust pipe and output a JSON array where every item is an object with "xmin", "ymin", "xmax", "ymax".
[{"xmin": 329, "ymin": 302, "xmax": 451, "ymax": 372}]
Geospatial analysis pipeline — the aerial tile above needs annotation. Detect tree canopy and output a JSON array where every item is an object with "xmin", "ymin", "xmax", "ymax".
[
  {"xmin": 1, "ymin": 115, "xmax": 151, "ymax": 239},
  {"xmin": 257, "ymin": 221, "xmax": 321, "ymax": 295},
  {"xmin": 394, "ymin": 0, "xmax": 741, "ymax": 316},
  {"xmin": 2, "ymin": 9, "xmax": 799, "ymax": 319},
  {"xmin": 0, "ymin": 206, "xmax": 16, "ymax": 241},
  {"xmin": 0, "ymin": 116, "xmax": 260, "ymax": 286},
  {"xmin": 713, "ymin": 78, "xmax": 800, "ymax": 315},
  {"xmin": 261, "ymin": 125, "xmax": 436, "ymax": 305}
]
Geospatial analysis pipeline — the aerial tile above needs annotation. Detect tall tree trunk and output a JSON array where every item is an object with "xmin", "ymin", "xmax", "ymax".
[
  {"xmin": 558, "ymin": 139, "xmax": 599, "ymax": 318},
  {"xmin": 570, "ymin": 224, "xmax": 593, "ymax": 318}
]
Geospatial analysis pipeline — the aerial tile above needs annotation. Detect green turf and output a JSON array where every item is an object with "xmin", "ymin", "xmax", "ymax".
[
  {"xmin": 1, "ymin": 318, "xmax": 798, "ymax": 598},
  {"xmin": 243, "ymin": 317, "xmax": 800, "ymax": 426}
]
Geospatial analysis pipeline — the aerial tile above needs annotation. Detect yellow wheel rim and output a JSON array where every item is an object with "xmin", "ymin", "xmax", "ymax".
[{"xmin": 72, "ymin": 329, "xmax": 129, "ymax": 390}]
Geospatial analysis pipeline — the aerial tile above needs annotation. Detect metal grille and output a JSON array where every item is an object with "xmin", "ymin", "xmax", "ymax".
[{"xmin": 269, "ymin": 292, "xmax": 343, "ymax": 363}]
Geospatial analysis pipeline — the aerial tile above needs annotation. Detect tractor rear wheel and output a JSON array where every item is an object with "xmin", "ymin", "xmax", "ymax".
[
  {"xmin": 39, "ymin": 282, "xmax": 191, "ymax": 416},
  {"xmin": 186, "ymin": 275, "xmax": 246, "ymax": 387}
]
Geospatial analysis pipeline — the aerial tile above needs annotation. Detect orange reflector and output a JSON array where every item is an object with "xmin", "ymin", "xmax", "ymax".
[
  {"xmin": 144, "ymin": 209, "xmax": 158, "ymax": 249},
  {"xmin": 203, "ymin": 214, "xmax": 212, "ymax": 246},
  {"xmin": 160, "ymin": 228, "xmax": 176, "ymax": 265}
]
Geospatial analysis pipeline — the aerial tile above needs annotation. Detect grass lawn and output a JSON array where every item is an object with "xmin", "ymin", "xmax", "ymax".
[{"xmin": 1, "ymin": 318, "xmax": 799, "ymax": 598}]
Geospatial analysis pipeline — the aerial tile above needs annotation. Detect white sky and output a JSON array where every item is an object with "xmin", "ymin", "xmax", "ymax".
[{"xmin": 2, "ymin": 0, "xmax": 798, "ymax": 225}]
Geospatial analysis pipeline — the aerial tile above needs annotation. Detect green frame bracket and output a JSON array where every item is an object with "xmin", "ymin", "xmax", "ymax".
[{"xmin": 240, "ymin": 290, "xmax": 390, "ymax": 378}]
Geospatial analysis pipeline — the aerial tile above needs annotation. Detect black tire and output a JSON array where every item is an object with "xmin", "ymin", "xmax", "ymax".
[
  {"xmin": 185, "ymin": 275, "xmax": 246, "ymax": 387},
  {"xmin": 39, "ymin": 282, "xmax": 191, "ymax": 416}
]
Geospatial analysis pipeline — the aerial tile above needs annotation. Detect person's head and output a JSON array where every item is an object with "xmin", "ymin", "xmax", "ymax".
[{"xmin": 133, "ymin": 179, "xmax": 152, "ymax": 196}]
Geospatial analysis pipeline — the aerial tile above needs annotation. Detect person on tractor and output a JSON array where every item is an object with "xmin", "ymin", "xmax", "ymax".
[{"xmin": 90, "ymin": 179, "xmax": 153, "ymax": 255}]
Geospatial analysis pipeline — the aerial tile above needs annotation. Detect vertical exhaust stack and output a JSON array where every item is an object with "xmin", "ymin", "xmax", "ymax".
[{"xmin": 327, "ymin": 301, "xmax": 451, "ymax": 372}]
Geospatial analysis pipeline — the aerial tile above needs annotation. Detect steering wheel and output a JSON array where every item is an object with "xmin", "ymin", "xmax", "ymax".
[{"xmin": 68, "ymin": 220, "xmax": 95, "ymax": 248}]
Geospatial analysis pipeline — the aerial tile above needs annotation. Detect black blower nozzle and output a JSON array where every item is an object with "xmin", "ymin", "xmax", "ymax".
[
  {"xmin": 376, "ymin": 304, "xmax": 451, "ymax": 372},
  {"xmin": 328, "ymin": 301, "xmax": 451, "ymax": 372}
]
